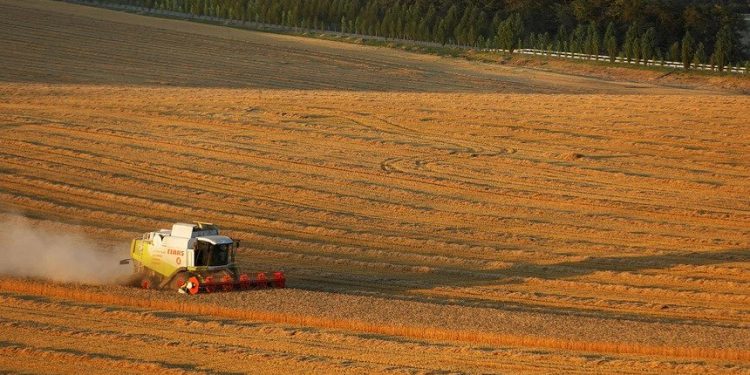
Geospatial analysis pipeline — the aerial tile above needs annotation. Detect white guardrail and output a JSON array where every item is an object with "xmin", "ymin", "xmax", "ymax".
[
  {"xmin": 499, "ymin": 49, "xmax": 748, "ymax": 74},
  {"xmin": 65, "ymin": 0, "xmax": 748, "ymax": 74}
]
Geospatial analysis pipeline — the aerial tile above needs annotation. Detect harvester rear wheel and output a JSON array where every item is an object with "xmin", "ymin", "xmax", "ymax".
[{"xmin": 140, "ymin": 275, "xmax": 156, "ymax": 290}]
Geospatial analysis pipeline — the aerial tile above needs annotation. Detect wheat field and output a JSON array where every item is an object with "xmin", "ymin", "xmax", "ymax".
[{"xmin": 1, "ymin": 0, "xmax": 749, "ymax": 373}]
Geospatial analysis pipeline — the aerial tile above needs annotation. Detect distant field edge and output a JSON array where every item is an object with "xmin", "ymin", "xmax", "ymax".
[
  {"xmin": 2, "ymin": 278, "xmax": 748, "ymax": 363},
  {"xmin": 54, "ymin": 0, "xmax": 750, "ymax": 93}
]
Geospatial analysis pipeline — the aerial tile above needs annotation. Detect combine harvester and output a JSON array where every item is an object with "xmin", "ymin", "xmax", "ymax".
[{"xmin": 122, "ymin": 222, "xmax": 285, "ymax": 294}]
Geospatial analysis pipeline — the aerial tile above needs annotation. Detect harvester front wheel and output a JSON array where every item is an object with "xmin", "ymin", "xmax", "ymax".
[
  {"xmin": 187, "ymin": 277, "xmax": 200, "ymax": 295},
  {"xmin": 170, "ymin": 272, "xmax": 188, "ymax": 290}
]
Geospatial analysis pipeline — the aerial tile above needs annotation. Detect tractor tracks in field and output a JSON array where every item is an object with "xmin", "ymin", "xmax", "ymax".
[
  {"xmin": 1, "ymin": 1, "xmax": 750, "ymax": 372},
  {"xmin": 2, "ymin": 96, "xmax": 748, "ymax": 276},
  {"xmin": 6, "ymin": 108, "xmax": 749, "ymax": 231}
]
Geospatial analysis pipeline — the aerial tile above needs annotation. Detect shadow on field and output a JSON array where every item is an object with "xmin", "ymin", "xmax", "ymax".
[
  {"xmin": 288, "ymin": 248, "xmax": 749, "ymax": 324},
  {"xmin": 294, "ymin": 248, "xmax": 750, "ymax": 292},
  {"xmin": 498, "ymin": 248, "xmax": 749, "ymax": 281}
]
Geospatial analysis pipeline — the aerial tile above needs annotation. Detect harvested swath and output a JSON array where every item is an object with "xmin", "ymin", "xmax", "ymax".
[
  {"xmin": 6, "ymin": 292, "xmax": 744, "ymax": 375},
  {"xmin": 2, "ymin": 278, "xmax": 749, "ymax": 363}
]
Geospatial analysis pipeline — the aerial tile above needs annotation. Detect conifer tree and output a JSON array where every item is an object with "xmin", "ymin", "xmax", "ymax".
[
  {"xmin": 497, "ymin": 13, "xmax": 523, "ymax": 53},
  {"xmin": 681, "ymin": 31, "xmax": 694, "ymax": 70},
  {"xmin": 539, "ymin": 32, "xmax": 550, "ymax": 52},
  {"xmin": 632, "ymin": 37, "xmax": 641, "ymax": 64},
  {"xmin": 640, "ymin": 27, "xmax": 656, "ymax": 65},
  {"xmin": 713, "ymin": 25, "xmax": 733, "ymax": 72},
  {"xmin": 585, "ymin": 22, "xmax": 600, "ymax": 59},
  {"xmin": 669, "ymin": 42, "xmax": 680, "ymax": 62},
  {"xmin": 623, "ymin": 25, "xmax": 637, "ymax": 62},
  {"xmin": 604, "ymin": 22, "xmax": 617, "ymax": 62},
  {"xmin": 693, "ymin": 42, "xmax": 706, "ymax": 67},
  {"xmin": 571, "ymin": 24, "xmax": 586, "ymax": 53},
  {"xmin": 556, "ymin": 25, "xmax": 568, "ymax": 52}
]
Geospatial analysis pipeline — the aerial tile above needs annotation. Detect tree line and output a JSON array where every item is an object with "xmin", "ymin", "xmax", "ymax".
[{"xmin": 109, "ymin": 0, "xmax": 750, "ymax": 70}]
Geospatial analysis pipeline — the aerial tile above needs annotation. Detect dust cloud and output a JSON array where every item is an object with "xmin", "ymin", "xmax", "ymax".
[{"xmin": 0, "ymin": 216, "xmax": 131, "ymax": 284}]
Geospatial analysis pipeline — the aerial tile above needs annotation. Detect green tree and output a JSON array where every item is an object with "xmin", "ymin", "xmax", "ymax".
[
  {"xmin": 585, "ymin": 22, "xmax": 600, "ymax": 59},
  {"xmin": 632, "ymin": 37, "xmax": 641, "ymax": 64},
  {"xmin": 668, "ymin": 42, "xmax": 680, "ymax": 62},
  {"xmin": 604, "ymin": 22, "xmax": 617, "ymax": 62},
  {"xmin": 454, "ymin": 6, "xmax": 472, "ymax": 45},
  {"xmin": 497, "ymin": 13, "xmax": 524, "ymax": 53},
  {"xmin": 681, "ymin": 31, "xmax": 694, "ymax": 70},
  {"xmin": 419, "ymin": 4, "xmax": 436, "ymax": 41},
  {"xmin": 442, "ymin": 5, "xmax": 459, "ymax": 44},
  {"xmin": 712, "ymin": 25, "xmax": 733, "ymax": 72},
  {"xmin": 570, "ymin": 24, "xmax": 586, "ymax": 53},
  {"xmin": 556, "ymin": 25, "xmax": 568, "ymax": 51},
  {"xmin": 693, "ymin": 42, "xmax": 706, "ymax": 67},
  {"xmin": 538, "ymin": 32, "xmax": 550, "ymax": 52},
  {"xmin": 435, "ymin": 19, "xmax": 447, "ymax": 45},
  {"xmin": 640, "ymin": 27, "xmax": 656, "ymax": 65},
  {"xmin": 623, "ymin": 24, "xmax": 637, "ymax": 62}
]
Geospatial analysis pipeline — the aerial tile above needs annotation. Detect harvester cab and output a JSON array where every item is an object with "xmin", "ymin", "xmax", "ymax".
[
  {"xmin": 193, "ymin": 236, "xmax": 234, "ymax": 267},
  {"xmin": 125, "ymin": 222, "xmax": 285, "ymax": 294}
]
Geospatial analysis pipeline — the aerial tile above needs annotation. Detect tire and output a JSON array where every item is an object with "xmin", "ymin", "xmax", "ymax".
[
  {"xmin": 170, "ymin": 272, "xmax": 188, "ymax": 290},
  {"xmin": 187, "ymin": 277, "xmax": 200, "ymax": 295},
  {"xmin": 140, "ymin": 275, "xmax": 157, "ymax": 290}
]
